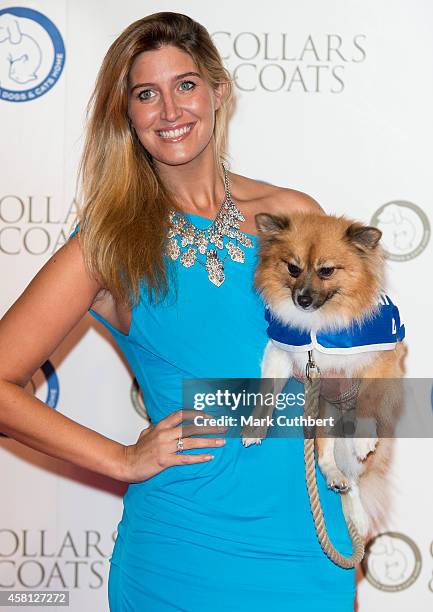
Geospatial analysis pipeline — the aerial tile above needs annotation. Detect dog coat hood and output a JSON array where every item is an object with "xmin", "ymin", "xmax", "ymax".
[{"xmin": 265, "ymin": 294, "xmax": 405, "ymax": 355}]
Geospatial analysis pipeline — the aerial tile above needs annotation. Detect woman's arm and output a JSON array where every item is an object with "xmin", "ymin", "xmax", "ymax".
[{"xmin": 0, "ymin": 235, "xmax": 129, "ymax": 482}]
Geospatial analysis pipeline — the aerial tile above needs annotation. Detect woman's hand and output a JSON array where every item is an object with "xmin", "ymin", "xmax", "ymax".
[{"xmin": 122, "ymin": 409, "xmax": 227, "ymax": 483}]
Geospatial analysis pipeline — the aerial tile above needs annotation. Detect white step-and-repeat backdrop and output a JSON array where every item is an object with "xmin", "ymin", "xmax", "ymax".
[{"xmin": 1, "ymin": 1, "xmax": 432, "ymax": 610}]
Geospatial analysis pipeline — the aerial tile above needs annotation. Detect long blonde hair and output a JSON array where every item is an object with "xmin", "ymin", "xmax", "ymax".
[{"xmin": 75, "ymin": 12, "xmax": 233, "ymax": 306}]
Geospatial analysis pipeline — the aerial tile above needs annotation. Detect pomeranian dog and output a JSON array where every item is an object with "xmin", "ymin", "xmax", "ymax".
[{"xmin": 242, "ymin": 211, "xmax": 407, "ymax": 539}]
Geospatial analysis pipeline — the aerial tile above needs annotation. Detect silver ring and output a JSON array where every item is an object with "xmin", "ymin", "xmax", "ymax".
[{"xmin": 176, "ymin": 436, "xmax": 184, "ymax": 452}]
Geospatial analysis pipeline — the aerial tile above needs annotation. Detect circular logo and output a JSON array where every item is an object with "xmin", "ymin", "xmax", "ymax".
[
  {"xmin": 362, "ymin": 531, "xmax": 422, "ymax": 592},
  {"xmin": 130, "ymin": 378, "xmax": 151, "ymax": 428},
  {"xmin": 0, "ymin": 360, "xmax": 59, "ymax": 438},
  {"xmin": 370, "ymin": 201, "xmax": 430, "ymax": 261},
  {"xmin": 0, "ymin": 7, "xmax": 65, "ymax": 102}
]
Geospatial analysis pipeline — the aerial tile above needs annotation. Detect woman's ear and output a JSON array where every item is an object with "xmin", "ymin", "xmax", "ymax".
[{"xmin": 213, "ymin": 82, "xmax": 226, "ymax": 111}]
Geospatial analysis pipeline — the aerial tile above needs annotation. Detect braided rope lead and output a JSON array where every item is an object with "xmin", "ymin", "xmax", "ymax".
[{"xmin": 304, "ymin": 364, "xmax": 365, "ymax": 569}]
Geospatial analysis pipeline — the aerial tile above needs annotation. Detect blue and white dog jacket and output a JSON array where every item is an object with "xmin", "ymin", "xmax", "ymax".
[{"xmin": 265, "ymin": 294, "xmax": 405, "ymax": 355}]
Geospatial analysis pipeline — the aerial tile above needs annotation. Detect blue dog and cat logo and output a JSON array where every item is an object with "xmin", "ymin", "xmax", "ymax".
[{"xmin": 0, "ymin": 7, "xmax": 65, "ymax": 102}]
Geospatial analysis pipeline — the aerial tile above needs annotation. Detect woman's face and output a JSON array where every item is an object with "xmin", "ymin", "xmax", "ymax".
[{"xmin": 128, "ymin": 44, "xmax": 223, "ymax": 167}]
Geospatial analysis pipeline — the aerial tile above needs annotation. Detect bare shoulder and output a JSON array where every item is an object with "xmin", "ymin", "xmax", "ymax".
[
  {"xmin": 230, "ymin": 171, "xmax": 324, "ymax": 218},
  {"xmin": 266, "ymin": 185, "xmax": 324, "ymax": 216}
]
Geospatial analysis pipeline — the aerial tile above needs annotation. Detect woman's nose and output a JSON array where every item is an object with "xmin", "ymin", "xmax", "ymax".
[{"xmin": 160, "ymin": 92, "xmax": 181, "ymax": 122}]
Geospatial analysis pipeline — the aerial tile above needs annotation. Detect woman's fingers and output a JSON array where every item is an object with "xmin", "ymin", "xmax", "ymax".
[
  {"xmin": 170, "ymin": 434, "xmax": 227, "ymax": 466},
  {"xmin": 174, "ymin": 452, "xmax": 215, "ymax": 464},
  {"xmin": 176, "ymin": 422, "xmax": 228, "ymax": 438},
  {"xmin": 156, "ymin": 408, "xmax": 228, "ymax": 440},
  {"xmin": 173, "ymin": 435, "xmax": 227, "ymax": 452},
  {"xmin": 156, "ymin": 408, "xmax": 214, "ymax": 430}
]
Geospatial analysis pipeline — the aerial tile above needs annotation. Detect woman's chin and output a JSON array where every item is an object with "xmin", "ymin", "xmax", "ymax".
[{"xmin": 151, "ymin": 147, "xmax": 210, "ymax": 168}]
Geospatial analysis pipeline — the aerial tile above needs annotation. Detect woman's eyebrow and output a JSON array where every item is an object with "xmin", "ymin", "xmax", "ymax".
[{"xmin": 130, "ymin": 71, "xmax": 201, "ymax": 92}]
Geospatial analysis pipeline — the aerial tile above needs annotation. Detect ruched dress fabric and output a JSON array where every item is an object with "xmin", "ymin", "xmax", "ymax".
[{"xmin": 68, "ymin": 215, "xmax": 356, "ymax": 611}]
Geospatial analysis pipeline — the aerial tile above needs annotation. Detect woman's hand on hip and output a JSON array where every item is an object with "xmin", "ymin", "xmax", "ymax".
[{"xmin": 122, "ymin": 409, "xmax": 227, "ymax": 483}]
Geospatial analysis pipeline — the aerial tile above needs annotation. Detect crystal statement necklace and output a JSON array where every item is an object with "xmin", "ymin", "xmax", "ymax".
[{"xmin": 166, "ymin": 162, "xmax": 254, "ymax": 286}]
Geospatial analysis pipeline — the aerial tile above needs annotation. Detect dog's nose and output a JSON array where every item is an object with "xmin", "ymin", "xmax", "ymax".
[{"xmin": 297, "ymin": 294, "xmax": 313, "ymax": 308}]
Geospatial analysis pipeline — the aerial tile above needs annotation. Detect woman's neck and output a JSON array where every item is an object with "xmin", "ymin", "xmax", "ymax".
[{"xmin": 154, "ymin": 150, "xmax": 226, "ymax": 216}]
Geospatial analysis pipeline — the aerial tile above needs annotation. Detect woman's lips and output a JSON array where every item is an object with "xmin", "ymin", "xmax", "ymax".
[{"xmin": 156, "ymin": 122, "xmax": 196, "ymax": 143}]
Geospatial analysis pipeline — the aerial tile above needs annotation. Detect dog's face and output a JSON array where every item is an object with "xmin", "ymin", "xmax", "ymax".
[{"xmin": 254, "ymin": 212, "xmax": 384, "ymax": 324}]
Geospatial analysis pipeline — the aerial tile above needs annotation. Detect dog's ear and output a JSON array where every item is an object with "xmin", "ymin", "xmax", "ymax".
[
  {"xmin": 255, "ymin": 213, "xmax": 290, "ymax": 236},
  {"xmin": 345, "ymin": 223, "xmax": 382, "ymax": 251}
]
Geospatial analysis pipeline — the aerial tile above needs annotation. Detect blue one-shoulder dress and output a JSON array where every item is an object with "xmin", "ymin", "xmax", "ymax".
[{"xmin": 68, "ymin": 214, "xmax": 355, "ymax": 611}]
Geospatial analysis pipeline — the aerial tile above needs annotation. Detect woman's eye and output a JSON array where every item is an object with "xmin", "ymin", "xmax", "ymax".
[
  {"xmin": 287, "ymin": 263, "xmax": 302, "ymax": 277},
  {"xmin": 137, "ymin": 81, "xmax": 195, "ymax": 102},
  {"xmin": 318, "ymin": 266, "xmax": 335, "ymax": 278},
  {"xmin": 179, "ymin": 80, "xmax": 196, "ymax": 91},
  {"xmin": 137, "ymin": 89, "xmax": 155, "ymax": 101}
]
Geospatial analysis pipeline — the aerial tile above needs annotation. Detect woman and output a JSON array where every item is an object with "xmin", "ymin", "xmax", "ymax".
[{"xmin": 0, "ymin": 12, "xmax": 356, "ymax": 611}]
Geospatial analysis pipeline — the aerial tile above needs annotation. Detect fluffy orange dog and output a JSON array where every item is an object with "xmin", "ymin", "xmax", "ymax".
[{"xmin": 242, "ymin": 211, "xmax": 407, "ymax": 538}]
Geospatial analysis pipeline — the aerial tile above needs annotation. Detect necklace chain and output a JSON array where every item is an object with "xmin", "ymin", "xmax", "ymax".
[{"xmin": 166, "ymin": 162, "xmax": 254, "ymax": 286}]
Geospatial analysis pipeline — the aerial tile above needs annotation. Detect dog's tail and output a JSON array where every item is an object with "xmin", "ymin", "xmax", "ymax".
[{"xmin": 358, "ymin": 438, "xmax": 398, "ymax": 536}]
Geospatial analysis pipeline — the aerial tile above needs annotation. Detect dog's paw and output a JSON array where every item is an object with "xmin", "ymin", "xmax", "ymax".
[
  {"xmin": 242, "ymin": 437, "xmax": 262, "ymax": 447},
  {"xmin": 354, "ymin": 437, "xmax": 378, "ymax": 461},
  {"xmin": 325, "ymin": 468, "xmax": 351, "ymax": 493}
]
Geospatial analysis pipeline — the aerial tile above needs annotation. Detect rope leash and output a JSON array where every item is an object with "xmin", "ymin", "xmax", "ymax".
[{"xmin": 303, "ymin": 351, "xmax": 365, "ymax": 568}]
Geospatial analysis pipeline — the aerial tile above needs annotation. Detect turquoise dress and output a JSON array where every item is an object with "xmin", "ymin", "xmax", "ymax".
[{"xmin": 68, "ymin": 215, "xmax": 355, "ymax": 611}]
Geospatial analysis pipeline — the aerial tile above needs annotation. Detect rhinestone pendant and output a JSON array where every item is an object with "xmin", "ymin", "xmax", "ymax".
[
  {"xmin": 208, "ymin": 229, "xmax": 224, "ymax": 249},
  {"xmin": 180, "ymin": 226, "xmax": 195, "ymax": 247},
  {"xmin": 205, "ymin": 249, "xmax": 225, "ymax": 286},
  {"xmin": 195, "ymin": 230, "xmax": 209, "ymax": 254},
  {"xmin": 226, "ymin": 227, "xmax": 238, "ymax": 239},
  {"xmin": 227, "ymin": 241, "xmax": 245, "ymax": 263},
  {"xmin": 166, "ymin": 238, "xmax": 180, "ymax": 260},
  {"xmin": 168, "ymin": 218, "xmax": 182, "ymax": 239},
  {"xmin": 180, "ymin": 246, "xmax": 197, "ymax": 267},
  {"xmin": 236, "ymin": 231, "xmax": 253, "ymax": 248}
]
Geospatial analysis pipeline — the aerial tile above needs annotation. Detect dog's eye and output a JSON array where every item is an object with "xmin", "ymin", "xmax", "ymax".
[
  {"xmin": 287, "ymin": 263, "xmax": 302, "ymax": 277},
  {"xmin": 318, "ymin": 266, "xmax": 335, "ymax": 278}
]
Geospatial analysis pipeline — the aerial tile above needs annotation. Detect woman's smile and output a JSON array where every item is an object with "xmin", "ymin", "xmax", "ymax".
[{"xmin": 156, "ymin": 121, "xmax": 196, "ymax": 142}]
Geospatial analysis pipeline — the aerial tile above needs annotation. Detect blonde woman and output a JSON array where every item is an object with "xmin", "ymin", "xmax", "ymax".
[{"xmin": 0, "ymin": 12, "xmax": 356, "ymax": 611}]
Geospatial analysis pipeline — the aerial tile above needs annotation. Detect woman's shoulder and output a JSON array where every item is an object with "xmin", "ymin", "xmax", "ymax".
[{"xmin": 229, "ymin": 170, "xmax": 324, "ymax": 216}]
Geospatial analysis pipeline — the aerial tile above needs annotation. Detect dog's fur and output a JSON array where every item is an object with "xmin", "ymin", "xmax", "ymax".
[{"xmin": 241, "ymin": 211, "xmax": 407, "ymax": 539}]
